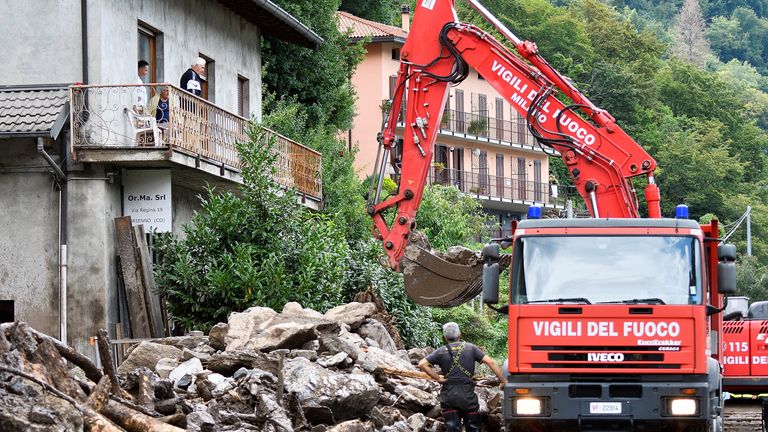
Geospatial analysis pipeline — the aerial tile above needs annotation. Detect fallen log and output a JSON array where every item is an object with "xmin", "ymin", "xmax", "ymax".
[
  {"xmin": 101, "ymin": 400, "xmax": 185, "ymax": 432},
  {"xmin": 1, "ymin": 322, "xmax": 103, "ymax": 383},
  {"xmin": 97, "ymin": 329, "xmax": 124, "ymax": 396},
  {"xmin": 87, "ymin": 376, "xmax": 113, "ymax": 413},
  {"xmin": 136, "ymin": 368, "xmax": 155, "ymax": 412},
  {"xmin": 375, "ymin": 366, "xmax": 493, "ymax": 387}
]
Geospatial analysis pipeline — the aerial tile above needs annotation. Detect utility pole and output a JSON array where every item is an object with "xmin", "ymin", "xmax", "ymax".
[{"xmin": 747, "ymin": 206, "xmax": 752, "ymax": 256}]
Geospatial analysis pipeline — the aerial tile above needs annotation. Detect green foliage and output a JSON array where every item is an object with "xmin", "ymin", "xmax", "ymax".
[
  {"xmin": 736, "ymin": 255, "xmax": 768, "ymax": 302},
  {"xmin": 263, "ymin": 95, "xmax": 371, "ymax": 242},
  {"xmin": 339, "ymin": 0, "xmax": 402, "ymax": 25},
  {"xmin": 154, "ymin": 128, "xmax": 351, "ymax": 331},
  {"xmin": 345, "ymin": 239, "xmax": 439, "ymax": 347},
  {"xmin": 431, "ymin": 305, "xmax": 508, "ymax": 361},
  {"xmin": 416, "ymin": 184, "xmax": 487, "ymax": 250},
  {"xmin": 263, "ymin": 0, "xmax": 366, "ymax": 130}
]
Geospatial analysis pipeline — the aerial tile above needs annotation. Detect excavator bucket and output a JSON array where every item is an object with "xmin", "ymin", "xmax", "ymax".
[{"xmin": 400, "ymin": 240, "xmax": 485, "ymax": 307}]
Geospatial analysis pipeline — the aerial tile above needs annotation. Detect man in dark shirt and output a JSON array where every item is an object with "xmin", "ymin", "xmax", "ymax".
[
  {"xmin": 180, "ymin": 57, "xmax": 205, "ymax": 96},
  {"xmin": 418, "ymin": 322, "xmax": 507, "ymax": 432}
]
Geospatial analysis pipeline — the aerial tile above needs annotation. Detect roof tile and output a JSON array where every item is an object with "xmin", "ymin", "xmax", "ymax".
[
  {"xmin": 0, "ymin": 86, "xmax": 68, "ymax": 135},
  {"xmin": 336, "ymin": 11, "xmax": 408, "ymax": 41}
]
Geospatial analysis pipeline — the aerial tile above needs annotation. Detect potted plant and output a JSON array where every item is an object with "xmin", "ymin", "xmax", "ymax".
[{"xmin": 467, "ymin": 118, "xmax": 488, "ymax": 136}]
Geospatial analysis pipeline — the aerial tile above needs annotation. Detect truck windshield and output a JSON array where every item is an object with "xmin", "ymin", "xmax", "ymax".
[{"xmin": 514, "ymin": 236, "xmax": 702, "ymax": 305}]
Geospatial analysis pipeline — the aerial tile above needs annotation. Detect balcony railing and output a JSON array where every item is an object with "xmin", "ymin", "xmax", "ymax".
[
  {"xmin": 382, "ymin": 101, "xmax": 536, "ymax": 147},
  {"xmin": 70, "ymin": 83, "xmax": 322, "ymax": 199},
  {"xmin": 439, "ymin": 109, "xmax": 534, "ymax": 146},
  {"xmin": 427, "ymin": 167, "xmax": 574, "ymax": 207}
]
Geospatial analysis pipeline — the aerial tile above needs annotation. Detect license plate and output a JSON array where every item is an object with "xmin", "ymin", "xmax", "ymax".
[{"xmin": 589, "ymin": 402, "xmax": 622, "ymax": 414}]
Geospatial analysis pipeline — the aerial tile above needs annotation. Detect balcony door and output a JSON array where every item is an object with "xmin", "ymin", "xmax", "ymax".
[
  {"xmin": 453, "ymin": 147, "xmax": 464, "ymax": 192},
  {"xmin": 495, "ymin": 98, "xmax": 504, "ymax": 141},
  {"xmin": 455, "ymin": 89, "xmax": 465, "ymax": 133},
  {"xmin": 496, "ymin": 153, "xmax": 505, "ymax": 198},
  {"xmin": 434, "ymin": 145, "xmax": 450, "ymax": 185},
  {"xmin": 517, "ymin": 157, "xmax": 527, "ymax": 200}
]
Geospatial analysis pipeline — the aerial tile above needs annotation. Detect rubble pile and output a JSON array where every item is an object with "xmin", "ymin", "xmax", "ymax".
[{"xmin": 0, "ymin": 301, "xmax": 503, "ymax": 431}]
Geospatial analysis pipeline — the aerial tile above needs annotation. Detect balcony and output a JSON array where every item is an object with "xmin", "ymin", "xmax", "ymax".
[
  {"xmin": 70, "ymin": 84, "xmax": 322, "ymax": 206},
  {"xmin": 384, "ymin": 101, "xmax": 540, "ymax": 150},
  {"xmin": 427, "ymin": 166, "xmax": 574, "ymax": 208},
  {"xmin": 438, "ymin": 108, "xmax": 535, "ymax": 146}
]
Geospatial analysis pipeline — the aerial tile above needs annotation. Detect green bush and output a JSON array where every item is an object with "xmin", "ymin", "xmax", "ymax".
[{"xmin": 154, "ymin": 127, "xmax": 350, "ymax": 331}]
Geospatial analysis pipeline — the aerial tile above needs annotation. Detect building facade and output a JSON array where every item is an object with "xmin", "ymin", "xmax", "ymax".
[
  {"xmin": 338, "ymin": 9, "xmax": 567, "ymax": 238},
  {"xmin": 0, "ymin": 0, "xmax": 323, "ymax": 358}
]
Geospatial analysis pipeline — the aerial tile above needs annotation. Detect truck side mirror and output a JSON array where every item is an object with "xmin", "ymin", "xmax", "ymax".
[
  {"xmin": 482, "ymin": 243, "xmax": 500, "ymax": 304},
  {"xmin": 483, "ymin": 262, "xmax": 500, "ymax": 304},
  {"xmin": 717, "ymin": 243, "xmax": 737, "ymax": 295}
]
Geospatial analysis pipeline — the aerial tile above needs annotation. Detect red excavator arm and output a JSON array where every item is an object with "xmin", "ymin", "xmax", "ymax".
[{"xmin": 367, "ymin": 0, "xmax": 662, "ymax": 305}]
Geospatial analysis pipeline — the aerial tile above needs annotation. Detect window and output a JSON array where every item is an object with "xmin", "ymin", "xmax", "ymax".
[
  {"xmin": 237, "ymin": 75, "xmax": 250, "ymax": 117},
  {"xmin": 0, "ymin": 300, "xmax": 13, "ymax": 323},
  {"xmin": 198, "ymin": 53, "xmax": 215, "ymax": 102},
  {"xmin": 392, "ymin": 48, "xmax": 401, "ymax": 60},
  {"xmin": 138, "ymin": 23, "xmax": 163, "ymax": 82}
]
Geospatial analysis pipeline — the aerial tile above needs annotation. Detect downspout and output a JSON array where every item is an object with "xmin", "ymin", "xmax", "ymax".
[
  {"xmin": 81, "ymin": 0, "xmax": 88, "ymax": 85},
  {"xmin": 38, "ymin": 138, "xmax": 68, "ymax": 343}
]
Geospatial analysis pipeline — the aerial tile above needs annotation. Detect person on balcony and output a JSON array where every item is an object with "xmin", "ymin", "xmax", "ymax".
[
  {"xmin": 180, "ymin": 57, "xmax": 205, "ymax": 97},
  {"xmin": 134, "ymin": 60, "xmax": 150, "ymax": 114},
  {"xmin": 149, "ymin": 86, "xmax": 170, "ymax": 124}
]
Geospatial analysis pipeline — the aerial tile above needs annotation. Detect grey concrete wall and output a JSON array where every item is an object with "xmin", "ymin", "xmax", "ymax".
[
  {"xmin": 172, "ymin": 184, "xmax": 205, "ymax": 239},
  {"xmin": 0, "ymin": 0, "xmax": 84, "ymax": 84},
  {"xmin": 66, "ymin": 163, "xmax": 121, "ymax": 356},
  {"xmin": 0, "ymin": 138, "xmax": 61, "ymax": 337},
  {"xmin": 88, "ymin": 0, "xmax": 263, "ymax": 120}
]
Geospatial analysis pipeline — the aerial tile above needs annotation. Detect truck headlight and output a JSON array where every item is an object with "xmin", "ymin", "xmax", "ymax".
[
  {"xmin": 669, "ymin": 398, "xmax": 698, "ymax": 416},
  {"xmin": 515, "ymin": 398, "xmax": 542, "ymax": 415}
]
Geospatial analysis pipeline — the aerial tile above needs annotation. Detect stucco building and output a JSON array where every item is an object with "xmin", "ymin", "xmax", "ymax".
[
  {"xmin": 338, "ymin": 8, "xmax": 568, "ymax": 237},
  {"xmin": 0, "ymin": 0, "xmax": 323, "ymax": 358}
]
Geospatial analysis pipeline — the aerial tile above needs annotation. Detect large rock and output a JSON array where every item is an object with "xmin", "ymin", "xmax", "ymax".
[
  {"xmin": 356, "ymin": 319, "xmax": 397, "ymax": 354},
  {"xmin": 117, "ymin": 341, "xmax": 183, "ymax": 374},
  {"xmin": 324, "ymin": 302, "xmax": 377, "ymax": 329},
  {"xmin": 358, "ymin": 346, "xmax": 415, "ymax": 373},
  {"xmin": 226, "ymin": 306, "xmax": 278, "ymax": 351},
  {"xmin": 327, "ymin": 419, "xmax": 374, "ymax": 432},
  {"xmin": 283, "ymin": 357, "xmax": 381, "ymax": 421},
  {"xmin": 282, "ymin": 302, "xmax": 326, "ymax": 321},
  {"xmin": 245, "ymin": 322, "xmax": 318, "ymax": 351},
  {"xmin": 207, "ymin": 322, "xmax": 228, "ymax": 351},
  {"xmin": 395, "ymin": 385, "xmax": 438, "ymax": 413},
  {"xmin": 206, "ymin": 350, "xmax": 278, "ymax": 376},
  {"xmin": 319, "ymin": 333, "xmax": 362, "ymax": 362}
]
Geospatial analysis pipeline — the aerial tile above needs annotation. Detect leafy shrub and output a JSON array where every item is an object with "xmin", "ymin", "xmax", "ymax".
[{"xmin": 154, "ymin": 127, "xmax": 350, "ymax": 331}]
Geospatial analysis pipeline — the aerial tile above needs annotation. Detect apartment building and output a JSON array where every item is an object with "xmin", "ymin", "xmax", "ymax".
[
  {"xmin": 0, "ymin": 0, "xmax": 323, "ymax": 358},
  {"xmin": 338, "ymin": 8, "xmax": 566, "ymax": 237}
]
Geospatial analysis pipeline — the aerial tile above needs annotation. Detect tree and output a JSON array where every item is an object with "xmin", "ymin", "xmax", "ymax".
[
  {"xmin": 669, "ymin": 0, "xmax": 712, "ymax": 66},
  {"xmin": 154, "ymin": 128, "xmax": 352, "ymax": 331},
  {"xmin": 415, "ymin": 184, "xmax": 489, "ymax": 250},
  {"xmin": 263, "ymin": 0, "xmax": 365, "ymax": 131},
  {"xmin": 339, "ymin": 0, "xmax": 402, "ymax": 25}
]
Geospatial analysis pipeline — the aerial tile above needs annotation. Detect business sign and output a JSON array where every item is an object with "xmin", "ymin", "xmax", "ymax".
[{"xmin": 123, "ymin": 169, "xmax": 172, "ymax": 233}]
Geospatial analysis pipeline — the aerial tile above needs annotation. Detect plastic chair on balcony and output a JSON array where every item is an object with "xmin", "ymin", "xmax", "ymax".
[{"xmin": 124, "ymin": 107, "xmax": 160, "ymax": 146}]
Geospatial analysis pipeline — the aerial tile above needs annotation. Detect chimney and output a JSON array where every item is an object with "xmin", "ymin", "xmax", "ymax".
[{"xmin": 401, "ymin": 4, "xmax": 410, "ymax": 32}]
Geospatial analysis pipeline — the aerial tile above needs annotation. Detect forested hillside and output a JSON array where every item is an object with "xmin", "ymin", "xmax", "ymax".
[{"xmin": 341, "ymin": 0, "xmax": 768, "ymax": 297}]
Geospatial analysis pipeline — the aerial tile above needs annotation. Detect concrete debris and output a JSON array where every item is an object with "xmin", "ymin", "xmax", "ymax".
[{"xmin": 0, "ymin": 301, "xmax": 504, "ymax": 431}]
